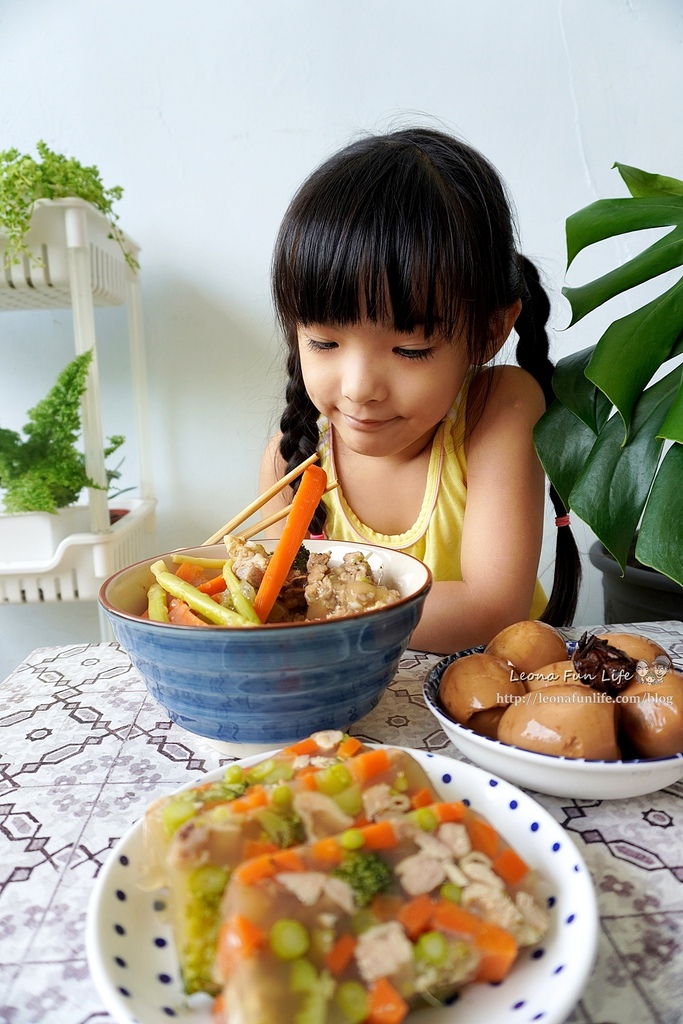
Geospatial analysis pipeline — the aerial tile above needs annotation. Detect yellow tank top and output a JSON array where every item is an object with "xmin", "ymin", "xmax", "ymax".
[{"xmin": 316, "ymin": 388, "xmax": 547, "ymax": 621}]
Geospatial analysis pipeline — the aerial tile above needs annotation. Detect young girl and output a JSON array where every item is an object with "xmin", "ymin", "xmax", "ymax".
[{"xmin": 259, "ymin": 127, "xmax": 581, "ymax": 654}]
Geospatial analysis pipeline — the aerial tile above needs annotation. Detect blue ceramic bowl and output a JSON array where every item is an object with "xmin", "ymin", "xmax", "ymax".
[{"xmin": 99, "ymin": 540, "xmax": 431, "ymax": 754}]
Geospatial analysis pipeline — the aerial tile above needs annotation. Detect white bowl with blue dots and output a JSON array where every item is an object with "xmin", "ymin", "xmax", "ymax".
[
  {"xmin": 424, "ymin": 650, "xmax": 683, "ymax": 800},
  {"xmin": 86, "ymin": 748, "xmax": 598, "ymax": 1024}
]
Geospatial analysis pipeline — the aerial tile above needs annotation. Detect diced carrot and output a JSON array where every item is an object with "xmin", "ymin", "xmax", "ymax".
[
  {"xmin": 175, "ymin": 560, "xmax": 208, "ymax": 586},
  {"xmin": 429, "ymin": 900, "xmax": 518, "ymax": 983},
  {"xmin": 325, "ymin": 933, "xmax": 357, "ymax": 975},
  {"xmin": 337, "ymin": 735, "xmax": 363, "ymax": 759},
  {"xmin": 367, "ymin": 977, "xmax": 409, "ymax": 1024},
  {"xmin": 211, "ymin": 993, "xmax": 225, "ymax": 1023},
  {"xmin": 271, "ymin": 848, "xmax": 306, "ymax": 872},
  {"xmin": 284, "ymin": 736, "xmax": 320, "ymax": 757},
  {"xmin": 430, "ymin": 899, "xmax": 486, "ymax": 937},
  {"xmin": 467, "ymin": 817, "xmax": 501, "ymax": 859},
  {"xmin": 229, "ymin": 786, "xmax": 267, "ymax": 814},
  {"xmin": 198, "ymin": 574, "xmax": 228, "ymax": 596},
  {"xmin": 432, "ymin": 800, "xmax": 466, "ymax": 823},
  {"xmin": 242, "ymin": 839, "xmax": 279, "ymax": 860},
  {"xmin": 493, "ymin": 847, "xmax": 529, "ymax": 886},
  {"xmin": 311, "ymin": 836, "xmax": 342, "ymax": 864},
  {"xmin": 362, "ymin": 820, "xmax": 398, "ymax": 850},
  {"xmin": 397, "ymin": 893, "xmax": 434, "ymax": 940},
  {"xmin": 253, "ymin": 464, "xmax": 328, "ymax": 623},
  {"xmin": 167, "ymin": 598, "xmax": 207, "ymax": 627},
  {"xmin": 298, "ymin": 769, "xmax": 319, "ymax": 790},
  {"xmin": 232, "ymin": 854, "xmax": 276, "ymax": 886},
  {"xmin": 215, "ymin": 914, "xmax": 264, "ymax": 976},
  {"xmin": 349, "ymin": 748, "xmax": 392, "ymax": 783},
  {"xmin": 470, "ymin": 921, "xmax": 518, "ymax": 983},
  {"xmin": 410, "ymin": 788, "xmax": 435, "ymax": 809}
]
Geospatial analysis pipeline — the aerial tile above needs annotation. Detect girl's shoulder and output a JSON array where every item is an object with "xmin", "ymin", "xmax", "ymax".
[
  {"xmin": 467, "ymin": 363, "xmax": 545, "ymax": 419},
  {"xmin": 465, "ymin": 365, "xmax": 546, "ymax": 449}
]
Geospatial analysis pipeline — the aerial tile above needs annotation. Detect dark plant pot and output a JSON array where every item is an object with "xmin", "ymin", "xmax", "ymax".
[{"xmin": 589, "ymin": 541, "xmax": 683, "ymax": 624}]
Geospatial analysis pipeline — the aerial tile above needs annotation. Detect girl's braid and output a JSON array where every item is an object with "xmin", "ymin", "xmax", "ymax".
[
  {"xmin": 278, "ymin": 337, "xmax": 327, "ymax": 535},
  {"xmin": 515, "ymin": 255, "xmax": 582, "ymax": 626}
]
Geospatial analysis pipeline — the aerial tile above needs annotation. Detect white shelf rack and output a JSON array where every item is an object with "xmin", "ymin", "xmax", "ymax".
[{"xmin": 0, "ymin": 198, "xmax": 156, "ymax": 616}]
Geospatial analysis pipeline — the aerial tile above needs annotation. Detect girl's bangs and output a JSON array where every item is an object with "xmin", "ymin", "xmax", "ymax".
[{"xmin": 273, "ymin": 166, "xmax": 471, "ymax": 340}]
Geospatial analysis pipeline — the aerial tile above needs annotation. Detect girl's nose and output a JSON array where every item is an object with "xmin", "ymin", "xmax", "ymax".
[{"xmin": 340, "ymin": 355, "xmax": 387, "ymax": 405}]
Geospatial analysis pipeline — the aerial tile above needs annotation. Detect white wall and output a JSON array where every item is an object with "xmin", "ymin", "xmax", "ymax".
[{"xmin": 1, "ymin": 0, "xmax": 682, "ymax": 678}]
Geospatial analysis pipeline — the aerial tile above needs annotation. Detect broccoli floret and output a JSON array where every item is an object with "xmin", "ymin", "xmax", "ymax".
[
  {"xmin": 255, "ymin": 808, "xmax": 305, "ymax": 848},
  {"xmin": 332, "ymin": 851, "xmax": 393, "ymax": 907},
  {"xmin": 292, "ymin": 543, "xmax": 310, "ymax": 574}
]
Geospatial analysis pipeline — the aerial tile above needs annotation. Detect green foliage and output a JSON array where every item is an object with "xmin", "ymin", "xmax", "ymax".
[
  {"xmin": 0, "ymin": 140, "xmax": 137, "ymax": 270},
  {"xmin": 332, "ymin": 850, "xmax": 392, "ymax": 907},
  {"xmin": 534, "ymin": 163, "xmax": 683, "ymax": 586},
  {"xmin": 0, "ymin": 350, "xmax": 125, "ymax": 514}
]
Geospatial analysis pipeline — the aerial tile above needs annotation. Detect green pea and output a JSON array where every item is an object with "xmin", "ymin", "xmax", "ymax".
[
  {"xmin": 440, "ymin": 882, "xmax": 463, "ymax": 904},
  {"xmin": 316, "ymin": 764, "xmax": 352, "ymax": 796},
  {"xmin": 161, "ymin": 798, "xmax": 195, "ymax": 837},
  {"xmin": 414, "ymin": 930, "xmax": 449, "ymax": 966},
  {"xmin": 187, "ymin": 864, "xmax": 228, "ymax": 899},
  {"xmin": 340, "ymin": 829, "xmax": 365, "ymax": 851},
  {"xmin": 223, "ymin": 764, "xmax": 244, "ymax": 784},
  {"xmin": 413, "ymin": 807, "xmax": 438, "ymax": 832},
  {"xmin": 271, "ymin": 784, "xmax": 293, "ymax": 809},
  {"xmin": 270, "ymin": 919, "xmax": 310, "ymax": 960},
  {"xmin": 335, "ymin": 980, "xmax": 369, "ymax": 1023},
  {"xmin": 289, "ymin": 958, "xmax": 318, "ymax": 993}
]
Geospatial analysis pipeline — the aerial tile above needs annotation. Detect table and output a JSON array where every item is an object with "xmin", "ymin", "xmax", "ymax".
[{"xmin": 1, "ymin": 621, "xmax": 682, "ymax": 1024}]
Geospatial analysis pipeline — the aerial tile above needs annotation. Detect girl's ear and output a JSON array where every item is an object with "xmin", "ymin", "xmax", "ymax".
[{"xmin": 482, "ymin": 299, "xmax": 522, "ymax": 362}]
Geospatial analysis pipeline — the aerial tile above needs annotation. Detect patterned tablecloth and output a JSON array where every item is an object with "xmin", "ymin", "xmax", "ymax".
[{"xmin": 1, "ymin": 621, "xmax": 682, "ymax": 1024}]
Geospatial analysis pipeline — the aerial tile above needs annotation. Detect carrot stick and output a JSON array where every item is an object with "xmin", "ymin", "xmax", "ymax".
[{"xmin": 252, "ymin": 465, "xmax": 328, "ymax": 623}]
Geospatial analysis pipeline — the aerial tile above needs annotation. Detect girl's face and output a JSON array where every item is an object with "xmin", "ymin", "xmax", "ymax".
[{"xmin": 297, "ymin": 320, "xmax": 470, "ymax": 461}]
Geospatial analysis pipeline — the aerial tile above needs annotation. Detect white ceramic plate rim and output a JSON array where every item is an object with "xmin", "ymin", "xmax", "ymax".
[{"xmin": 86, "ymin": 748, "xmax": 598, "ymax": 1024}]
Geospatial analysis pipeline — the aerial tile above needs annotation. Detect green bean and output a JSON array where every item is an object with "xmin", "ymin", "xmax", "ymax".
[
  {"xmin": 149, "ymin": 561, "xmax": 252, "ymax": 627},
  {"xmin": 222, "ymin": 560, "xmax": 260, "ymax": 623},
  {"xmin": 170, "ymin": 554, "xmax": 227, "ymax": 569},
  {"xmin": 147, "ymin": 583, "xmax": 170, "ymax": 622}
]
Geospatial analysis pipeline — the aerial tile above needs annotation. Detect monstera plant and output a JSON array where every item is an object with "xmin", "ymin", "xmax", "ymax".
[{"xmin": 535, "ymin": 162, "xmax": 683, "ymax": 589}]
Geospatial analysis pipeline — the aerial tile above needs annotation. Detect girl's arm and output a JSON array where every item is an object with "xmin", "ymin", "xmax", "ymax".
[
  {"xmin": 257, "ymin": 435, "xmax": 293, "ymax": 538},
  {"xmin": 408, "ymin": 365, "xmax": 547, "ymax": 654}
]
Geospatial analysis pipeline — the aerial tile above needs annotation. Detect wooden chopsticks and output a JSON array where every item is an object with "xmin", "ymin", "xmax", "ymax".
[
  {"xmin": 236, "ymin": 481, "xmax": 338, "ymax": 541},
  {"xmin": 202, "ymin": 452, "xmax": 321, "ymax": 546}
]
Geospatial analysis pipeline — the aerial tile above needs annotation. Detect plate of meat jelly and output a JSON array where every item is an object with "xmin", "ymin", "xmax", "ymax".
[{"xmin": 86, "ymin": 748, "xmax": 598, "ymax": 1024}]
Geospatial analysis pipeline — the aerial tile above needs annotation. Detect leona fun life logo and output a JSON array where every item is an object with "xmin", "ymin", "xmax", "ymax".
[{"xmin": 636, "ymin": 655, "xmax": 672, "ymax": 684}]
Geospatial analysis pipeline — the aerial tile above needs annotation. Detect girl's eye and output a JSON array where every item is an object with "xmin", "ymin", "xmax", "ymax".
[
  {"xmin": 305, "ymin": 338, "xmax": 337, "ymax": 352},
  {"xmin": 394, "ymin": 347, "xmax": 434, "ymax": 361}
]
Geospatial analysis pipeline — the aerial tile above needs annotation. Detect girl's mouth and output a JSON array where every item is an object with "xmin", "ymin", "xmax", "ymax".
[{"xmin": 342, "ymin": 414, "xmax": 395, "ymax": 431}]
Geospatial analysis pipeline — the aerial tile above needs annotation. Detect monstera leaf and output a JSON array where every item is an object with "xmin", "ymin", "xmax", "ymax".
[{"xmin": 535, "ymin": 163, "xmax": 683, "ymax": 586}]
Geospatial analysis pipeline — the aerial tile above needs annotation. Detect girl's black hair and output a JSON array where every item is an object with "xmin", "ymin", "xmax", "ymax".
[{"xmin": 272, "ymin": 127, "xmax": 581, "ymax": 625}]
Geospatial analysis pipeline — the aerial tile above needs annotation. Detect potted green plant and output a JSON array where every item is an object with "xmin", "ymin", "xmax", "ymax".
[
  {"xmin": 534, "ymin": 162, "xmax": 683, "ymax": 622},
  {"xmin": 0, "ymin": 140, "xmax": 137, "ymax": 271},
  {"xmin": 0, "ymin": 349, "xmax": 125, "ymax": 562}
]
